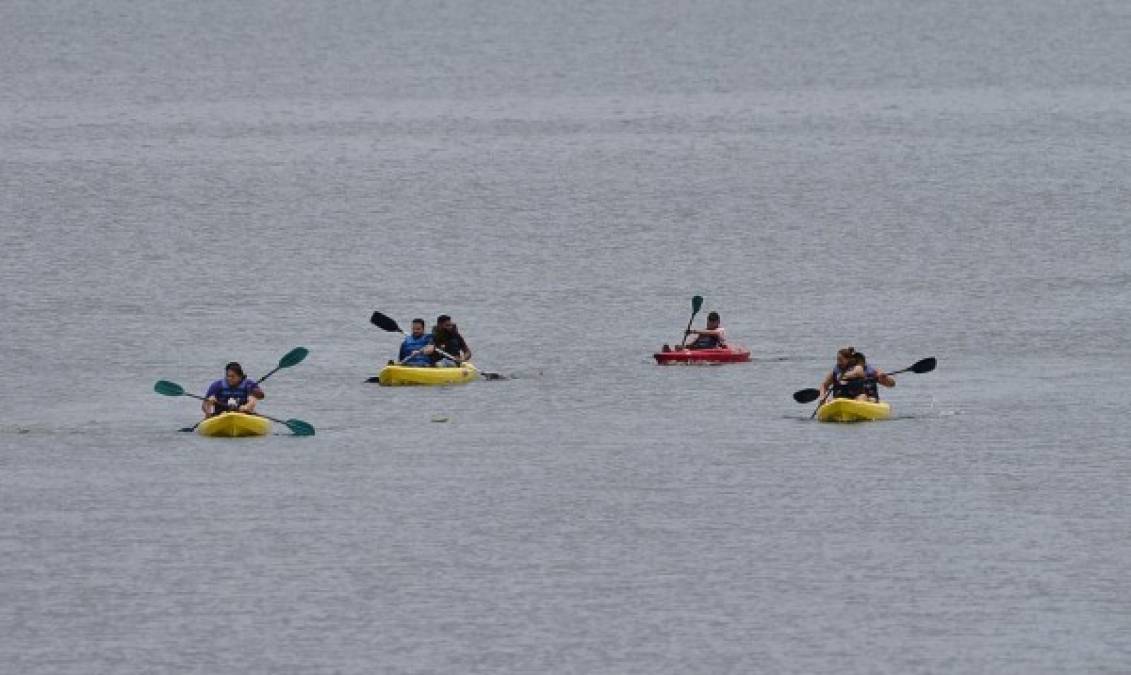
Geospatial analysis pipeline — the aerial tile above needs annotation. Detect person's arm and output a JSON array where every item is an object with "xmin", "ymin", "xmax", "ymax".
[
  {"xmin": 202, "ymin": 382, "xmax": 219, "ymax": 417},
  {"xmin": 239, "ymin": 382, "xmax": 263, "ymax": 413},
  {"xmin": 818, "ymin": 371, "xmax": 835, "ymax": 398},
  {"xmin": 840, "ymin": 365, "xmax": 865, "ymax": 380},
  {"xmin": 875, "ymin": 369, "xmax": 896, "ymax": 388}
]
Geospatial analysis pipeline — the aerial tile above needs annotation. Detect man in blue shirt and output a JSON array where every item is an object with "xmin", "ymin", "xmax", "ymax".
[
  {"xmin": 398, "ymin": 318, "xmax": 435, "ymax": 366},
  {"xmin": 203, "ymin": 362, "xmax": 264, "ymax": 417}
]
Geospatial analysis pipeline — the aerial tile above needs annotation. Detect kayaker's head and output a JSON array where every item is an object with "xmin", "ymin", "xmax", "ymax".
[
  {"xmin": 224, "ymin": 362, "xmax": 246, "ymax": 387},
  {"xmin": 706, "ymin": 311, "xmax": 720, "ymax": 329},
  {"xmin": 854, "ymin": 351, "xmax": 867, "ymax": 367},
  {"xmin": 411, "ymin": 318, "xmax": 426, "ymax": 338},
  {"xmin": 434, "ymin": 314, "xmax": 453, "ymax": 337},
  {"xmin": 836, "ymin": 346, "xmax": 856, "ymax": 370}
]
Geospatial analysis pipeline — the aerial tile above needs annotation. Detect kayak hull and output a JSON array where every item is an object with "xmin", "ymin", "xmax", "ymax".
[
  {"xmin": 654, "ymin": 346, "xmax": 751, "ymax": 365},
  {"xmin": 816, "ymin": 399, "xmax": 892, "ymax": 423},
  {"xmin": 197, "ymin": 412, "xmax": 272, "ymax": 437},
  {"xmin": 377, "ymin": 363, "xmax": 479, "ymax": 386}
]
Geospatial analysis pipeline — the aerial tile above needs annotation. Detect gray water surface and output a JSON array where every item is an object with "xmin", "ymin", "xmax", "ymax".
[{"xmin": 2, "ymin": 1, "xmax": 1130, "ymax": 672}]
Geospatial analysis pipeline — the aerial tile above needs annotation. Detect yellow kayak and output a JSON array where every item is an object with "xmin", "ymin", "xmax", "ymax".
[
  {"xmin": 197, "ymin": 412, "xmax": 272, "ymax": 437},
  {"xmin": 816, "ymin": 398, "xmax": 892, "ymax": 423},
  {"xmin": 377, "ymin": 362, "xmax": 479, "ymax": 386}
]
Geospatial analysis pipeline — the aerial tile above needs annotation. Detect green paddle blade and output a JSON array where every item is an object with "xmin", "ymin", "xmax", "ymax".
[
  {"xmin": 691, "ymin": 295, "xmax": 704, "ymax": 315},
  {"xmin": 793, "ymin": 388, "xmax": 821, "ymax": 404},
  {"xmin": 278, "ymin": 347, "xmax": 309, "ymax": 369},
  {"xmin": 285, "ymin": 419, "xmax": 316, "ymax": 436},
  {"xmin": 370, "ymin": 311, "xmax": 402, "ymax": 333},
  {"xmin": 154, "ymin": 380, "xmax": 186, "ymax": 397},
  {"xmin": 909, "ymin": 357, "xmax": 937, "ymax": 374}
]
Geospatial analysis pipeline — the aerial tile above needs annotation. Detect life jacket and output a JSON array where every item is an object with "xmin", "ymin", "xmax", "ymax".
[
  {"xmin": 399, "ymin": 333, "xmax": 434, "ymax": 365},
  {"xmin": 209, "ymin": 377, "xmax": 258, "ymax": 414},
  {"xmin": 430, "ymin": 329, "xmax": 466, "ymax": 363},
  {"xmin": 690, "ymin": 328, "xmax": 725, "ymax": 350},
  {"xmin": 862, "ymin": 366, "xmax": 880, "ymax": 400},
  {"xmin": 831, "ymin": 365, "xmax": 863, "ymax": 399},
  {"xmin": 832, "ymin": 365, "xmax": 879, "ymax": 400}
]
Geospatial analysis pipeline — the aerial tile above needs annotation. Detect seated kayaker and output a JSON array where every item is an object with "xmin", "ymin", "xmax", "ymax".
[
  {"xmin": 398, "ymin": 318, "xmax": 435, "ymax": 366},
  {"xmin": 682, "ymin": 311, "xmax": 727, "ymax": 350},
  {"xmin": 819, "ymin": 346, "xmax": 858, "ymax": 402},
  {"xmin": 819, "ymin": 347, "xmax": 895, "ymax": 402},
  {"xmin": 854, "ymin": 352, "xmax": 895, "ymax": 400},
  {"xmin": 203, "ymin": 361, "xmax": 264, "ymax": 418},
  {"xmin": 430, "ymin": 314, "xmax": 472, "ymax": 366}
]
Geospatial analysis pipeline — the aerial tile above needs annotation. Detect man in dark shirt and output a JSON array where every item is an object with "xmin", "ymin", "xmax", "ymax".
[{"xmin": 431, "ymin": 314, "xmax": 472, "ymax": 365}]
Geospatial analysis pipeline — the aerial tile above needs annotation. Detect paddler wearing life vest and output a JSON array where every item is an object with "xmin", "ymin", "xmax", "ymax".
[
  {"xmin": 682, "ymin": 311, "xmax": 728, "ymax": 350},
  {"xmin": 430, "ymin": 314, "xmax": 472, "ymax": 366},
  {"xmin": 203, "ymin": 362, "xmax": 264, "ymax": 417},
  {"xmin": 398, "ymin": 318, "xmax": 436, "ymax": 366},
  {"xmin": 819, "ymin": 347, "xmax": 896, "ymax": 402}
]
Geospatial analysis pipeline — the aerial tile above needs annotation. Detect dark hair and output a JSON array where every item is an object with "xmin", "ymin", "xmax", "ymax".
[
  {"xmin": 854, "ymin": 351, "xmax": 867, "ymax": 365},
  {"xmin": 707, "ymin": 311, "xmax": 720, "ymax": 322},
  {"xmin": 837, "ymin": 346, "xmax": 856, "ymax": 360},
  {"xmin": 437, "ymin": 314, "xmax": 451, "ymax": 324},
  {"xmin": 412, "ymin": 318, "xmax": 425, "ymax": 328},
  {"xmin": 225, "ymin": 362, "xmax": 244, "ymax": 377}
]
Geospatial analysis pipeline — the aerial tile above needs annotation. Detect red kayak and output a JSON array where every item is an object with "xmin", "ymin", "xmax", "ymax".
[{"xmin": 653, "ymin": 345, "xmax": 751, "ymax": 365}]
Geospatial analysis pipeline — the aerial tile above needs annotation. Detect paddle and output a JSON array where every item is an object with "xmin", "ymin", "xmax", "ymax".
[
  {"xmin": 369, "ymin": 310, "xmax": 504, "ymax": 381},
  {"xmin": 256, "ymin": 346, "xmax": 309, "ymax": 385},
  {"xmin": 432, "ymin": 346, "xmax": 505, "ymax": 380},
  {"xmin": 370, "ymin": 311, "xmax": 405, "ymax": 334},
  {"xmin": 154, "ymin": 380, "xmax": 315, "ymax": 436},
  {"xmin": 680, "ymin": 295, "xmax": 704, "ymax": 347},
  {"xmin": 792, "ymin": 356, "xmax": 938, "ymax": 414}
]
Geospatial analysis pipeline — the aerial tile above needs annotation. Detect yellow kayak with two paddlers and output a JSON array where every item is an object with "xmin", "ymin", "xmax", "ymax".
[
  {"xmin": 376, "ymin": 362, "xmax": 480, "ymax": 386},
  {"xmin": 815, "ymin": 398, "xmax": 893, "ymax": 423}
]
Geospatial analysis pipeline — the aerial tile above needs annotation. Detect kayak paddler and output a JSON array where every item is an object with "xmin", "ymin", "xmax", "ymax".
[
  {"xmin": 681, "ymin": 311, "xmax": 728, "ymax": 350},
  {"xmin": 398, "ymin": 318, "xmax": 435, "ymax": 366},
  {"xmin": 431, "ymin": 314, "xmax": 472, "ymax": 366},
  {"xmin": 203, "ymin": 361, "xmax": 264, "ymax": 417},
  {"xmin": 819, "ymin": 347, "xmax": 895, "ymax": 402}
]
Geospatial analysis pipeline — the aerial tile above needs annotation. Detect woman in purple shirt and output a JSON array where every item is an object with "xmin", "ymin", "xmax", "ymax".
[{"xmin": 203, "ymin": 362, "xmax": 264, "ymax": 417}]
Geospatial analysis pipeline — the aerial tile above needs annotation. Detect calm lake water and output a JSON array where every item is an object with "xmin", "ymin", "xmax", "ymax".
[{"xmin": 2, "ymin": 1, "xmax": 1130, "ymax": 672}]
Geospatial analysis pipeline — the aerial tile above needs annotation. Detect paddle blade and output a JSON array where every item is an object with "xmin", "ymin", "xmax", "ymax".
[
  {"xmin": 793, "ymin": 388, "xmax": 821, "ymax": 403},
  {"xmin": 691, "ymin": 295, "xmax": 704, "ymax": 315},
  {"xmin": 909, "ymin": 357, "xmax": 937, "ymax": 374},
  {"xmin": 285, "ymin": 419, "xmax": 316, "ymax": 436},
  {"xmin": 370, "ymin": 311, "xmax": 403, "ymax": 333},
  {"xmin": 154, "ymin": 380, "xmax": 186, "ymax": 397},
  {"xmin": 278, "ymin": 347, "xmax": 309, "ymax": 369}
]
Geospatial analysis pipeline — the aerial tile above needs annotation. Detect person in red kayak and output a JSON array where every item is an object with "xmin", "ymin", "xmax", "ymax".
[
  {"xmin": 681, "ymin": 311, "xmax": 727, "ymax": 350},
  {"xmin": 202, "ymin": 362, "xmax": 264, "ymax": 418}
]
